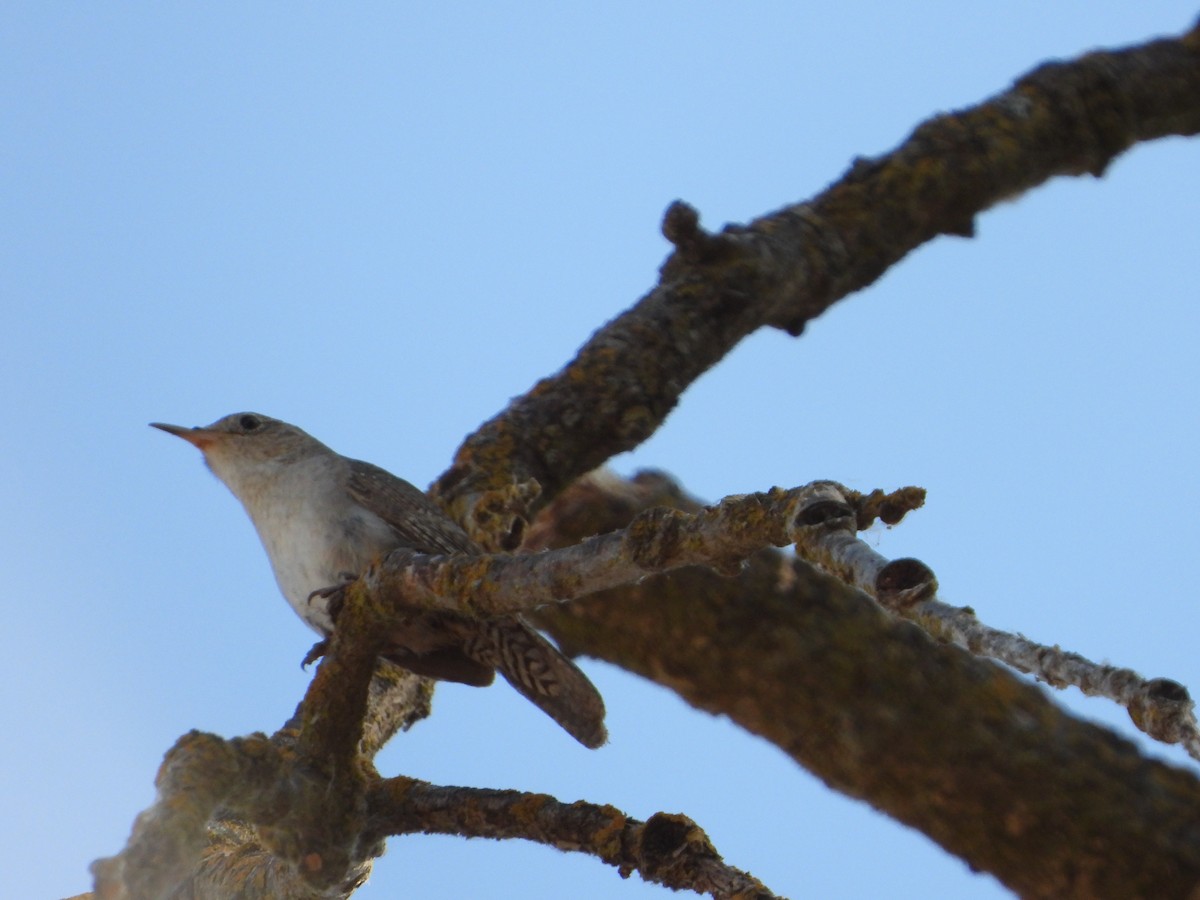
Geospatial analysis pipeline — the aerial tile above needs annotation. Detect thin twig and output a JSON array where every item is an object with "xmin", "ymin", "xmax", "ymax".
[{"xmin": 790, "ymin": 482, "xmax": 1200, "ymax": 761}]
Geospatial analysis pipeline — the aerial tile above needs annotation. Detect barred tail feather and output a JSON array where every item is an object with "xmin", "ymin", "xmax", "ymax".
[{"xmin": 465, "ymin": 616, "xmax": 607, "ymax": 749}]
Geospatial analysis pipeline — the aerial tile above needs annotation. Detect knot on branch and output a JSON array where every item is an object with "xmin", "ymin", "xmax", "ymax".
[
  {"xmin": 1128, "ymin": 678, "xmax": 1196, "ymax": 744},
  {"xmin": 464, "ymin": 479, "xmax": 542, "ymax": 551},
  {"xmin": 796, "ymin": 499, "xmax": 854, "ymax": 528},
  {"xmin": 661, "ymin": 200, "xmax": 742, "ymax": 265},
  {"xmin": 629, "ymin": 813, "xmax": 775, "ymax": 897},
  {"xmin": 793, "ymin": 482, "xmax": 856, "ymax": 531},
  {"xmin": 635, "ymin": 813, "xmax": 711, "ymax": 878},
  {"xmin": 876, "ymin": 557, "xmax": 938, "ymax": 610}
]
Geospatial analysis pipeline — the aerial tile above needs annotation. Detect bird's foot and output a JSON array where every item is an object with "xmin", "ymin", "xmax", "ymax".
[
  {"xmin": 301, "ymin": 639, "xmax": 329, "ymax": 669},
  {"xmin": 307, "ymin": 583, "xmax": 347, "ymax": 622}
]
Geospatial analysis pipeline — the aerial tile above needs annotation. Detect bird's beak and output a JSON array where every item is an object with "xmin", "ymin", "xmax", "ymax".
[{"xmin": 150, "ymin": 422, "xmax": 219, "ymax": 451}]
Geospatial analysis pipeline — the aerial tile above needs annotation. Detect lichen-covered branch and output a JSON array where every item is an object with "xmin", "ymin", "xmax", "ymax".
[
  {"xmin": 91, "ymin": 22, "xmax": 1200, "ymax": 900},
  {"xmin": 92, "ymin": 605, "xmax": 426, "ymax": 900},
  {"xmin": 527, "ymin": 472, "xmax": 1200, "ymax": 897},
  {"xmin": 355, "ymin": 485, "xmax": 822, "ymax": 623},
  {"xmin": 367, "ymin": 778, "xmax": 783, "ymax": 900},
  {"xmin": 94, "ymin": 467, "xmax": 1200, "ymax": 899},
  {"xmin": 91, "ymin": 483, "xmax": 834, "ymax": 900},
  {"xmin": 788, "ymin": 481, "xmax": 1200, "ymax": 761},
  {"xmin": 432, "ymin": 21, "xmax": 1200, "ymax": 537},
  {"xmin": 90, "ymin": 731, "xmax": 379, "ymax": 900}
]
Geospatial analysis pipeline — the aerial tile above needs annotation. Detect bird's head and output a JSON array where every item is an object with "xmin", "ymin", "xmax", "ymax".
[{"xmin": 151, "ymin": 412, "xmax": 328, "ymax": 492}]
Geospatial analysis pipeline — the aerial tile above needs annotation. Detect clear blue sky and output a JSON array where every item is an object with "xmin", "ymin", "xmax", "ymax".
[{"xmin": 3, "ymin": 5, "xmax": 1198, "ymax": 898}]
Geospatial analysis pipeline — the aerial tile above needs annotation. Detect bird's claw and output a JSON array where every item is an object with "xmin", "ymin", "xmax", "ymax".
[
  {"xmin": 307, "ymin": 583, "xmax": 347, "ymax": 622},
  {"xmin": 301, "ymin": 639, "xmax": 329, "ymax": 669}
]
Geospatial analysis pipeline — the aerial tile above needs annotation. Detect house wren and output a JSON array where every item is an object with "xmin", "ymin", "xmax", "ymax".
[{"xmin": 152, "ymin": 412, "xmax": 606, "ymax": 748}]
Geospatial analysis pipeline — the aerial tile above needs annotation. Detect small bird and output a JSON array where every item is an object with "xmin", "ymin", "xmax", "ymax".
[{"xmin": 152, "ymin": 412, "xmax": 606, "ymax": 748}]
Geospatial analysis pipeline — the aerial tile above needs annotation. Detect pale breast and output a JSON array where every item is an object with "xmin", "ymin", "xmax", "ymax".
[{"xmin": 240, "ymin": 462, "xmax": 400, "ymax": 634}]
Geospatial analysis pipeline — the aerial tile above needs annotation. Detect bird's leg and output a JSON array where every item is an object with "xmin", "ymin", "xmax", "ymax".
[
  {"xmin": 300, "ymin": 639, "xmax": 328, "ymax": 669},
  {"xmin": 301, "ymin": 572, "xmax": 360, "ymax": 666},
  {"xmin": 308, "ymin": 583, "xmax": 346, "ymax": 620},
  {"xmin": 307, "ymin": 569, "xmax": 360, "ymax": 621}
]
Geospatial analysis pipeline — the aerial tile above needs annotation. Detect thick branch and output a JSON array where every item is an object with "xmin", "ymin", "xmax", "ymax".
[
  {"xmin": 528, "ymin": 472, "xmax": 1200, "ymax": 898},
  {"xmin": 431, "ymin": 22, "xmax": 1200, "ymax": 534},
  {"xmin": 92, "ymin": 596, "xmax": 418, "ymax": 900},
  {"xmin": 367, "ymin": 778, "xmax": 782, "ymax": 900},
  {"xmin": 90, "ymin": 731, "xmax": 378, "ymax": 900}
]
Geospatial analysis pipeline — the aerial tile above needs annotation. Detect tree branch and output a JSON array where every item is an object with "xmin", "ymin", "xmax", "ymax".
[
  {"xmin": 92, "ymin": 645, "xmax": 431, "ymax": 899},
  {"xmin": 95, "ymin": 469, "xmax": 1200, "ymax": 898},
  {"xmin": 369, "ymin": 475, "xmax": 1200, "ymax": 762},
  {"xmin": 92, "ymin": 22, "xmax": 1200, "ymax": 899},
  {"xmin": 431, "ymin": 20, "xmax": 1200, "ymax": 537},
  {"xmin": 526, "ymin": 471, "xmax": 1200, "ymax": 897},
  {"xmin": 788, "ymin": 481, "xmax": 1200, "ymax": 760},
  {"xmin": 354, "ymin": 485, "xmax": 815, "ymax": 622},
  {"xmin": 90, "ymin": 731, "xmax": 377, "ymax": 900},
  {"xmin": 368, "ymin": 778, "xmax": 783, "ymax": 900}
]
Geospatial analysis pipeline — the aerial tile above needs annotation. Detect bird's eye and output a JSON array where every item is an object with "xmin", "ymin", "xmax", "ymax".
[{"xmin": 239, "ymin": 414, "xmax": 262, "ymax": 431}]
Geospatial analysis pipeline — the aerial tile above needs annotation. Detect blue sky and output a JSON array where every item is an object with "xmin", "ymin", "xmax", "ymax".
[{"xmin": 3, "ymin": 5, "xmax": 1198, "ymax": 898}]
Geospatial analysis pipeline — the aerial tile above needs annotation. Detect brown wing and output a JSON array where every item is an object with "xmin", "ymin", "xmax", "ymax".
[
  {"xmin": 346, "ymin": 459, "xmax": 608, "ymax": 748},
  {"xmin": 345, "ymin": 459, "xmax": 478, "ymax": 556}
]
